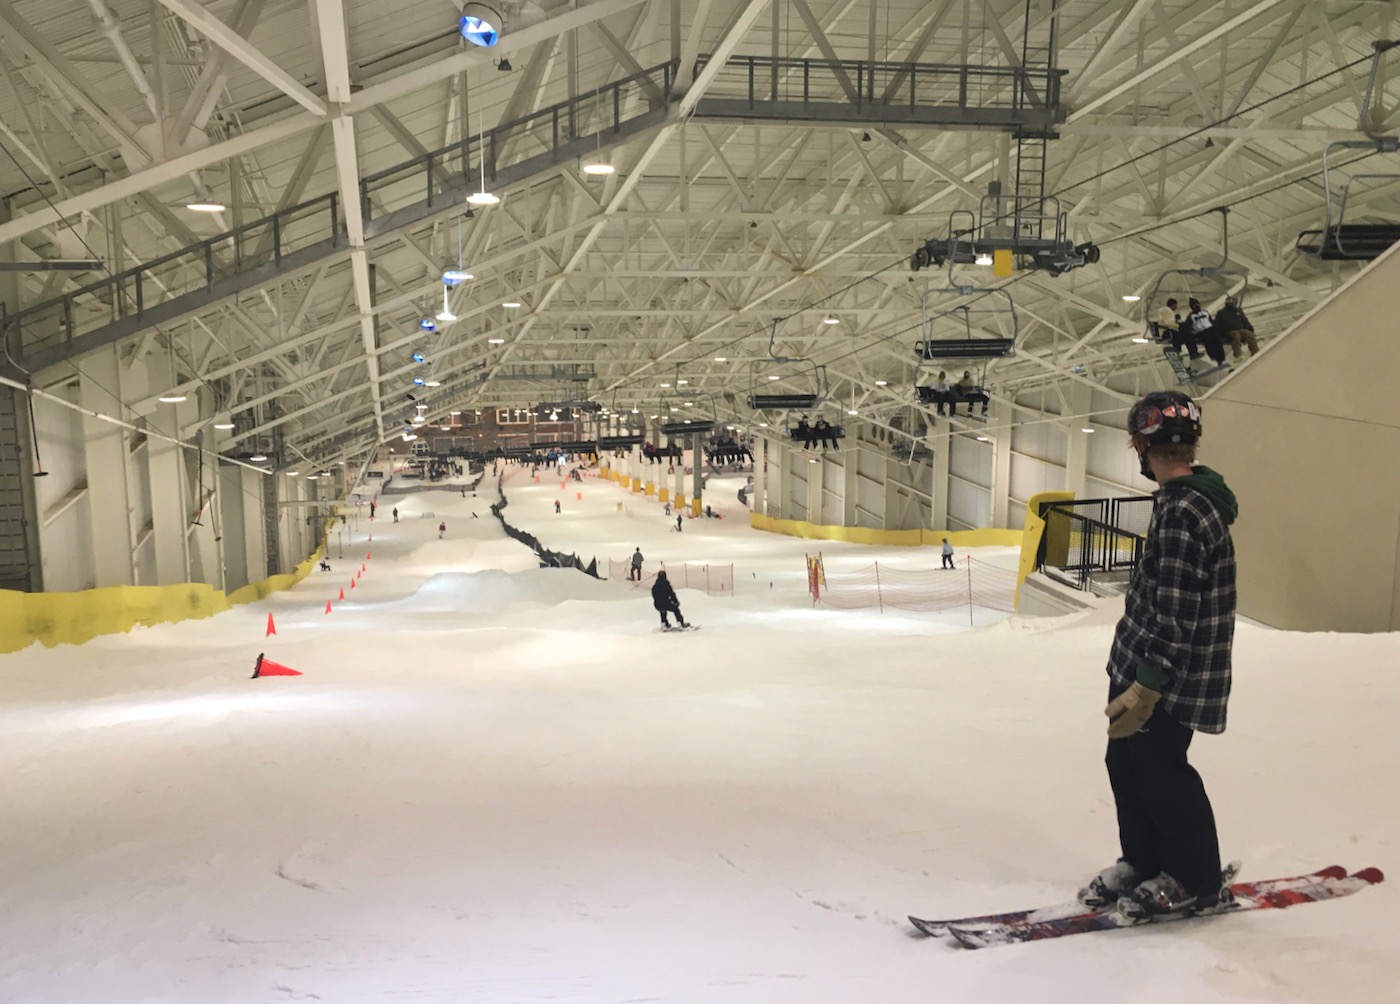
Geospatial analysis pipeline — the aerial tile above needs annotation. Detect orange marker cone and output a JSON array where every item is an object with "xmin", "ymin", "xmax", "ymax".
[
  {"xmin": 324, "ymin": 600, "xmax": 333, "ymax": 615},
  {"xmin": 368, "ymin": 534, "xmax": 373, "ymax": 542},
  {"xmin": 576, "ymin": 491, "xmax": 582, "ymax": 501},
  {"xmin": 265, "ymin": 612, "xmax": 277, "ymax": 637},
  {"xmin": 366, "ymin": 551, "xmax": 371, "ymax": 560},
  {"xmin": 338, "ymin": 588, "xmax": 345, "ymax": 600},
  {"xmin": 251, "ymin": 652, "xmax": 302, "ymax": 678},
  {"xmin": 361, "ymin": 564, "xmax": 366, "ymax": 573},
  {"xmin": 350, "ymin": 577, "xmax": 356, "ymax": 589}
]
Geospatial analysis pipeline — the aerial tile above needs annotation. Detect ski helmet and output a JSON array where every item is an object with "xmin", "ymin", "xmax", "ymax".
[{"xmin": 1128, "ymin": 391, "xmax": 1201, "ymax": 481}]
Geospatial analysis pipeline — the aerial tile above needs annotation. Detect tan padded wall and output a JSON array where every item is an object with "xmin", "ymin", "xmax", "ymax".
[{"xmin": 1203, "ymin": 245, "xmax": 1400, "ymax": 632}]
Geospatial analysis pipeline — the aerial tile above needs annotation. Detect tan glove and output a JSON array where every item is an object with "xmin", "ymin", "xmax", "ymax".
[{"xmin": 1105, "ymin": 682, "xmax": 1161, "ymax": 739}]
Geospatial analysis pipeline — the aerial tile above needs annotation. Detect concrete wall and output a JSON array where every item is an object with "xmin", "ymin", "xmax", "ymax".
[{"xmin": 1202, "ymin": 244, "xmax": 1400, "ymax": 632}]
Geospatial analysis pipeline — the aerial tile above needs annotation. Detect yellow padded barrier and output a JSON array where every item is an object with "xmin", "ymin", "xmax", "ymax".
[
  {"xmin": 690, "ymin": 498, "xmax": 702, "ymax": 517},
  {"xmin": 747, "ymin": 510, "xmax": 1023, "ymax": 549},
  {"xmin": 1016, "ymin": 491, "xmax": 1074, "ymax": 607},
  {"xmin": 1, "ymin": 522, "xmax": 332, "ymax": 654},
  {"xmin": 644, "ymin": 483, "xmax": 655, "ymax": 496}
]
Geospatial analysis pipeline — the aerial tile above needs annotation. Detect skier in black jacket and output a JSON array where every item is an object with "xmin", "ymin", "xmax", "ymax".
[{"xmin": 650, "ymin": 570, "xmax": 688, "ymax": 629}]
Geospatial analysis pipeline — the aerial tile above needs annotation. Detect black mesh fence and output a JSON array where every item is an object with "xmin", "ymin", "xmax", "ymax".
[{"xmin": 490, "ymin": 474, "xmax": 600, "ymax": 578}]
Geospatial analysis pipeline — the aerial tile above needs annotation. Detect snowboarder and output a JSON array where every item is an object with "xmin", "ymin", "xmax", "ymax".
[
  {"xmin": 392, "ymin": 507, "xmax": 399, "ymax": 523},
  {"xmin": 941, "ymin": 537, "xmax": 955, "ymax": 569},
  {"xmin": 650, "ymin": 570, "xmax": 688, "ymax": 629},
  {"xmin": 675, "ymin": 513, "xmax": 683, "ymax": 532},
  {"xmin": 629, "ymin": 547, "xmax": 644, "ymax": 582},
  {"xmin": 369, "ymin": 500, "xmax": 376, "ymax": 520},
  {"xmin": 438, "ymin": 521, "xmax": 446, "ymax": 539},
  {"xmin": 319, "ymin": 558, "xmax": 331, "ymax": 572},
  {"xmin": 554, "ymin": 500, "xmax": 561, "ymax": 514},
  {"xmin": 664, "ymin": 501, "xmax": 672, "ymax": 516},
  {"xmin": 1083, "ymin": 390, "xmax": 1238, "ymax": 920}
]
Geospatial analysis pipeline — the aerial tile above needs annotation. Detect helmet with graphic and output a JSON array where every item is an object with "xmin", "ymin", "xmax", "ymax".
[{"xmin": 1127, "ymin": 390, "xmax": 1201, "ymax": 448}]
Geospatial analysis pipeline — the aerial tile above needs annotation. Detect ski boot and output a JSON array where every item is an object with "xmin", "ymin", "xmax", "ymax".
[
  {"xmin": 1117, "ymin": 872, "xmax": 1223, "ymax": 921},
  {"xmin": 1079, "ymin": 860, "xmax": 1149, "ymax": 908}
]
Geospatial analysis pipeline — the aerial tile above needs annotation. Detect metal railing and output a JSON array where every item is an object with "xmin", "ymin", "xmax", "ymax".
[
  {"xmin": 3, "ymin": 52, "xmax": 1068, "ymax": 369},
  {"xmin": 1039, "ymin": 497, "xmax": 1154, "ymax": 591},
  {"xmin": 692, "ymin": 53, "xmax": 1065, "ymax": 119}
]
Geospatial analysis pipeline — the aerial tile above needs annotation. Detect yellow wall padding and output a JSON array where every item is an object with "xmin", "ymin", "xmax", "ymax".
[
  {"xmin": 1, "ymin": 522, "xmax": 332, "ymax": 654},
  {"xmin": 747, "ymin": 511, "xmax": 1024, "ymax": 549},
  {"xmin": 690, "ymin": 497, "xmax": 702, "ymax": 517},
  {"xmin": 1016, "ymin": 491, "xmax": 1075, "ymax": 606}
]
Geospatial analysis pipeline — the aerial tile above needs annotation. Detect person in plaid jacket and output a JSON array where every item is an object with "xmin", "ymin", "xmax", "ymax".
[{"xmin": 1080, "ymin": 390, "xmax": 1240, "ymax": 920}]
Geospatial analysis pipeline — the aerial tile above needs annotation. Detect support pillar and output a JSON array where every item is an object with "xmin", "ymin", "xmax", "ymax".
[
  {"xmin": 931, "ymin": 433, "xmax": 950, "ymax": 531},
  {"xmin": 690, "ymin": 434, "xmax": 702, "ymax": 514},
  {"xmin": 1064, "ymin": 384, "xmax": 1092, "ymax": 499},
  {"xmin": 630, "ymin": 442, "xmax": 642, "ymax": 492},
  {"xmin": 842, "ymin": 445, "xmax": 859, "ymax": 525},
  {"xmin": 989, "ymin": 432, "xmax": 1013, "ymax": 529},
  {"xmin": 78, "ymin": 345, "xmax": 136, "ymax": 586},
  {"xmin": 145, "ymin": 350, "xmax": 192, "ymax": 584}
]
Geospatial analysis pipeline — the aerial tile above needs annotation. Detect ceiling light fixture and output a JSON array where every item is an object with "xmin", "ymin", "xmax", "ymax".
[
  {"xmin": 502, "ymin": 301, "xmax": 521, "ymax": 308},
  {"xmin": 875, "ymin": 380, "xmax": 887, "ymax": 386},
  {"xmin": 823, "ymin": 313, "xmax": 839, "ymax": 325},
  {"xmin": 975, "ymin": 251, "xmax": 994, "ymax": 266},
  {"xmin": 158, "ymin": 392, "xmax": 187, "ymax": 403},
  {"xmin": 185, "ymin": 201, "xmax": 225, "ymax": 212},
  {"xmin": 1082, "ymin": 427, "xmax": 1095, "ymax": 433},
  {"xmin": 425, "ymin": 380, "xmax": 441, "ymax": 388},
  {"xmin": 212, "ymin": 412, "xmax": 235, "ymax": 430},
  {"xmin": 976, "ymin": 435, "xmax": 989, "ymax": 442},
  {"xmin": 467, "ymin": 93, "xmax": 499, "ymax": 206},
  {"xmin": 442, "ymin": 267, "xmax": 473, "ymax": 286},
  {"xmin": 250, "ymin": 453, "xmax": 267, "ymax": 462},
  {"xmin": 459, "ymin": 4, "xmax": 500, "ymax": 46},
  {"xmin": 714, "ymin": 356, "xmax": 727, "ymax": 362},
  {"xmin": 847, "ymin": 408, "xmax": 859, "ymax": 415},
  {"xmin": 1131, "ymin": 336, "xmax": 1151, "ymax": 344},
  {"xmin": 436, "ymin": 286, "xmax": 457, "ymax": 323},
  {"xmin": 582, "ymin": 160, "xmax": 615, "ymax": 176},
  {"xmin": 1121, "ymin": 294, "xmax": 1142, "ymax": 303},
  {"xmin": 286, "ymin": 471, "xmax": 300, "ymax": 477},
  {"xmin": 768, "ymin": 375, "xmax": 781, "ymax": 381},
  {"xmin": 487, "ymin": 337, "xmax": 505, "ymax": 344},
  {"xmin": 419, "ymin": 318, "xmax": 437, "ymax": 332}
]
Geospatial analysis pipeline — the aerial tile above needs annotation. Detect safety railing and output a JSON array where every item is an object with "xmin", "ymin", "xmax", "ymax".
[
  {"xmin": 692, "ymin": 53, "xmax": 1065, "ymax": 120},
  {"xmin": 1038, "ymin": 497, "xmax": 1154, "ymax": 591}
]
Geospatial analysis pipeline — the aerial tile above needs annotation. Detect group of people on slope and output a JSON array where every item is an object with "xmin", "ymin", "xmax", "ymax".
[
  {"xmin": 1154, "ymin": 296, "xmax": 1258, "ymax": 368},
  {"xmin": 794, "ymin": 416, "xmax": 840, "ymax": 450}
]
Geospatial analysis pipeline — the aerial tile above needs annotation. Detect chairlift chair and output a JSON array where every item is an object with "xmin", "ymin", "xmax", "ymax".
[{"xmin": 1296, "ymin": 136, "xmax": 1400, "ymax": 260}]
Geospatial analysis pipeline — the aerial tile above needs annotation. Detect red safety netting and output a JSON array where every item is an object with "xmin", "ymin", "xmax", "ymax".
[
  {"xmin": 811, "ymin": 557, "xmax": 1017, "ymax": 614},
  {"xmin": 607, "ymin": 558, "xmax": 733, "ymax": 595}
]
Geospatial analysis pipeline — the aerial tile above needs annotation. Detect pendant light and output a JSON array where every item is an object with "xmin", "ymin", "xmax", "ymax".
[
  {"xmin": 436, "ymin": 285, "xmax": 457, "ymax": 323},
  {"xmin": 467, "ymin": 81, "xmax": 499, "ymax": 206}
]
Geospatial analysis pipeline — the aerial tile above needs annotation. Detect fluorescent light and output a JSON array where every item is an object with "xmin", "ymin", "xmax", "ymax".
[
  {"xmin": 714, "ymin": 356, "xmax": 727, "ymax": 362},
  {"xmin": 440, "ymin": 426, "xmax": 450, "ymax": 431},
  {"xmin": 768, "ymin": 375, "xmax": 780, "ymax": 381},
  {"xmin": 487, "ymin": 337, "xmax": 505, "ymax": 344},
  {"xmin": 976, "ymin": 435, "xmax": 989, "ymax": 441},
  {"xmin": 875, "ymin": 379, "xmax": 887, "ymax": 386},
  {"xmin": 677, "ymin": 379, "xmax": 688, "ymax": 385},
  {"xmin": 582, "ymin": 162, "xmax": 615, "ymax": 176},
  {"xmin": 847, "ymin": 408, "xmax": 859, "ymax": 415},
  {"xmin": 660, "ymin": 382, "xmax": 671, "ymax": 388},
  {"xmin": 823, "ymin": 313, "xmax": 839, "ymax": 325},
  {"xmin": 759, "ymin": 422, "xmax": 768, "ymax": 428},
  {"xmin": 450, "ymin": 410, "xmax": 462, "ymax": 415},
  {"xmin": 158, "ymin": 393, "xmax": 187, "ymax": 403},
  {"xmin": 250, "ymin": 453, "xmax": 267, "ymax": 462},
  {"xmin": 213, "ymin": 420, "xmax": 235, "ymax": 429},
  {"xmin": 185, "ymin": 201, "xmax": 225, "ymax": 212},
  {"xmin": 1082, "ymin": 427, "xmax": 1096, "ymax": 433},
  {"xmin": 1122, "ymin": 294, "xmax": 1142, "ymax": 303},
  {"xmin": 307, "ymin": 474, "xmax": 318, "ymax": 480},
  {"xmin": 683, "ymin": 401, "xmax": 692, "ymax": 407},
  {"xmin": 286, "ymin": 471, "xmax": 300, "ymax": 477},
  {"xmin": 502, "ymin": 301, "xmax": 521, "ymax": 308},
  {"xmin": 1131, "ymin": 336, "xmax": 1151, "ymax": 344},
  {"xmin": 425, "ymin": 380, "xmax": 441, "ymax": 387}
]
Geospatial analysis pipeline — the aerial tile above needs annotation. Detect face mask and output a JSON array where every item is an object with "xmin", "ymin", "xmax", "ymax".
[{"xmin": 1137, "ymin": 444, "xmax": 1157, "ymax": 482}]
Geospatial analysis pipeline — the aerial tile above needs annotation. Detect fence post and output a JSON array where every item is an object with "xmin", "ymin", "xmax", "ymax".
[
  {"xmin": 874, "ymin": 561, "xmax": 884, "ymax": 613},
  {"xmin": 966, "ymin": 557, "xmax": 975, "ymax": 627}
]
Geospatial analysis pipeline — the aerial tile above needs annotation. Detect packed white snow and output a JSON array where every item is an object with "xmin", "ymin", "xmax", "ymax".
[{"xmin": 1, "ymin": 464, "xmax": 1395, "ymax": 1003}]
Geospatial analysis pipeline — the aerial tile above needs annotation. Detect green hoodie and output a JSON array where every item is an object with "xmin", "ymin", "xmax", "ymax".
[{"xmin": 1168, "ymin": 465, "xmax": 1239, "ymax": 526}]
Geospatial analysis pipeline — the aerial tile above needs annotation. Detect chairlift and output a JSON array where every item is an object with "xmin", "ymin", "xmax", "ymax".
[
  {"xmin": 1296, "ymin": 136, "xmax": 1400, "ymax": 260},
  {"xmin": 658, "ymin": 388, "xmax": 718, "ymax": 437},
  {"xmin": 745, "ymin": 339, "xmax": 828, "ymax": 411},
  {"xmin": 1141, "ymin": 208, "xmax": 1249, "ymax": 337},
  {"xmin": 914, "ymin": 287, "xmax": 1018, "ymax": 360}
]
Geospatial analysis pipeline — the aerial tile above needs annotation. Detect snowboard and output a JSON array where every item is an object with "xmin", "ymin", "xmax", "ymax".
[
  {"xmin": 653, "ymin": 624, "xmax": 701, "ymax": 634},
  {"xmin": 948, "ymin": 866, "xmax": 1382, "ymax": 949}
]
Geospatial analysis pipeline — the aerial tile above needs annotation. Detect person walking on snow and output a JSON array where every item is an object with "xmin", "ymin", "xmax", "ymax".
[
  {"xmin": 941, "ymin": 537, "xmax": 955, "ymax": 569},
  {"xmin": 554, "ymin": 500, "xmax": 561, "ymax": 514},
  {"xmin": 438, "ymin": 521, "xmax": 446, "ymax": 539},
  {"xmin": 650, "ymin": 570, "xmax": 688, "ymax": 629},
  {"xmin": 1081, "ymin": 390, "xmax": 1238, "ymax": 921},
  {"xmin": 675, "ymin": 513, "xmax": 683, "ymax": 532},
  {"xmin": 393, "ymin": 507, "xmax": 399, "ymax": 523},
  {"xmin": 629, "ymin": 547, "xmax": 644, "ymax": 582}
]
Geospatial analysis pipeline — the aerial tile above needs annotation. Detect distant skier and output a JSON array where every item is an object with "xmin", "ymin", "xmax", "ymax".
[
  {"xmin": 941, "ymin": 537, "xmax": 955, "ymax": 569},
  {"xmin": 369, "ymin": 500, "xmax": 376, "ymax": 520},
  {"xmin": 650, "ymin": 570, "xmax": 688, "ymax": 630},
  {"xmin": 393, "ymin": 507, "xmax": 399, "ymax": 523},
  {"xmin": 319, "ymin": 558, "xmax": 331, "ymax": 572},
  {"xmin": 554, "ymin": 500, "xmax": 561, "ymax": 514},
  {"xmin": 438, "ymin": 520, "xmax": 446, "ymax": 539},
  {"xmin": 1081, "ymin": 390, "xmax": 1238, "ymax": 921},
  {"xmin": 629, "ymin": 547, "xmax": 644, "ymax": 582},
  {"xmin": 675, "ymin": 514, "xmax": 683, "ymax": 532}
]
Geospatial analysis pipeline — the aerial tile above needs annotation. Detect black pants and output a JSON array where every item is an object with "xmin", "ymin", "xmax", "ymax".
[
  {"xmin": 942, "ymin": 554, "xmax": 954, "ymax": 569},
  {"xmin": 1198, "ymin": 325, "xmax": 1227, "ymax": 366},
  {"xmin": 629, "ymin": 565, "xmax": 641, "ymax": 581},
  {"xmin": 1171, "ymin": 328, "xmax": 1202, "ymax": 360},
  {"xmin": 1105, "ymin": 692, "xmax": 1221, "ymax": 896},
  {"xmin": 658, "ymin": 604, "xmax": 684, "ymax": 627}
]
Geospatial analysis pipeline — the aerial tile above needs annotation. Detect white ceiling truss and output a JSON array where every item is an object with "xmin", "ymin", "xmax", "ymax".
[{"xmin": 2, "ymin": 0, "xmax": 1399, "ymax": 468}]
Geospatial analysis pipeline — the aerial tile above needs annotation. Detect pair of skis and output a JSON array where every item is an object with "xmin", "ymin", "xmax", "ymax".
[{"xmin": 909, "ymin": 864, "xmax": 1384, "ymax": 949}]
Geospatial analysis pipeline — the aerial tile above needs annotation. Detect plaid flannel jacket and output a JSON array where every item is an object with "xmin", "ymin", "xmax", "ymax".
[{"xmin": 1107, "ymin": 481, "xmax": 1237, "ymax": 734}]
